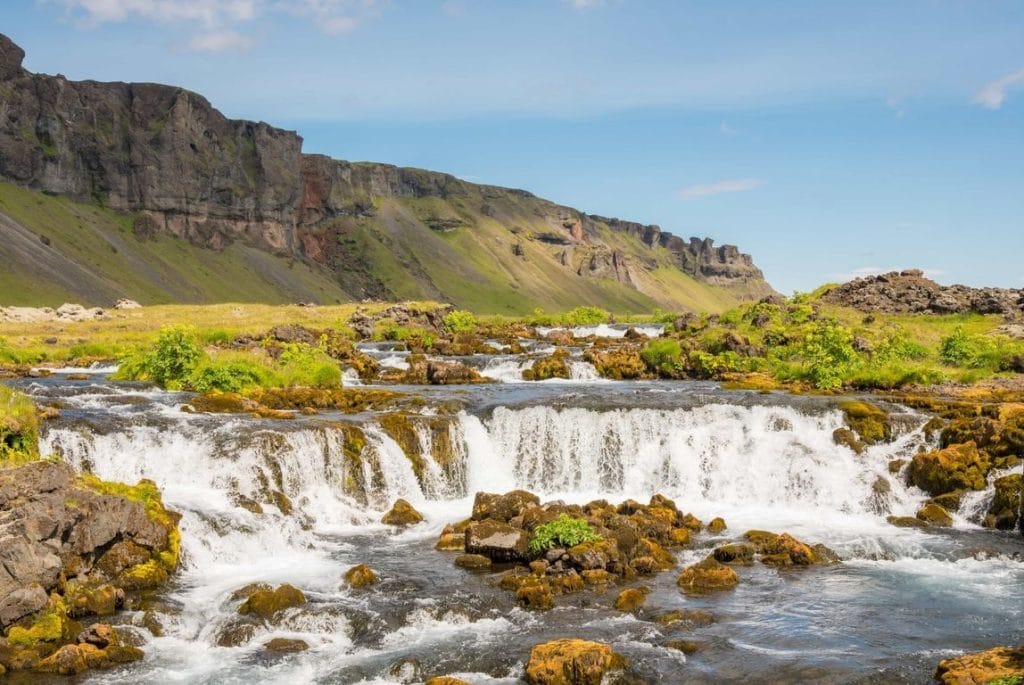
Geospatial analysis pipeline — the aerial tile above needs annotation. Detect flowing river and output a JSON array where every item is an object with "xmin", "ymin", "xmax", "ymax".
[{"xmin": 10, "ymin": 368, "xmax": 1024, "ymax": 684}]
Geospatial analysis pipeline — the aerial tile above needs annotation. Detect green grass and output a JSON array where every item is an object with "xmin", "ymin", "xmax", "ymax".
[
  {"xmin": 528, "ymin": 514, "xmax": 603, "ymax": 554},
  {"xmin": 0, "ymin": 385, "xmax": 38, "ymax": 464}
]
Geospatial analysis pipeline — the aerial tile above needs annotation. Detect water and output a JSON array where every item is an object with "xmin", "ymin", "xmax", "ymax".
[{"xmin": 11, "ymin": 375, "xmax": 1024, "ymax": 684}]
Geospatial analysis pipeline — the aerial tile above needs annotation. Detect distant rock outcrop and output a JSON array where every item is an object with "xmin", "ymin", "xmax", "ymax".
[
  {"xmin": 823, "ymin": 270, "xmax": 1024, "ymax": 318},
  {"xmin": 0, "ymin": 33, "xmax": 775, "ymax": 309}
]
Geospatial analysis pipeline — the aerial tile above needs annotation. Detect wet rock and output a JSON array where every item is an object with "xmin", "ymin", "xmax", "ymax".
[
  {"xmin": 523, "ymin": 349, "xmax": 571, "ymax": 381},
  {"xmin": 454, "ymin": 554, "xmax": 492, "ymax": 570},
  {"xmin": 934, "ymin": 643, "xmax": 1024, "ymax": 684},
  {"xmin": 425, "ymin": 678, "xmax": 471, "ymax": 685},
  {"xmin": 707, "ymin": 517, "xmax": 727, "ymax": 534},
  {"xmin": 655, "ymin": 608, "xmax": 716, "ymax": 629},
  {"xmin": 677, "ymin": 556, "xmax": 739, "ymax": 593},
  {"xmin": 516, "ymin": 580, "xmax": 555, "ymax": 610},
  {"xmin": 887, "ymin": 516, "xmax": 929, "ymax": 529},
  {"xmin": 916, "ymin": 502, "xmax": 953, "ymax": 527},
  {"xmin": 712, "ymin": 543, "xmax": 755, "ymax": 565},
  {"xmin": 237, "ymin": 584, "xmax": 306, "ymax": 618},
  {"xmin": 425, "ymin": 359, "xmax": 489, "ymax": 385},
  {"xmin": 0, "ymin": 584, "xmax": 48, "ymax": 627},
  {"xmin": 77, "ymin": 624, "xmax": 116, "ymax": 649},
  {"xmin": 343, "ymin": 564, "xmax": 379, "ymax": 588},
  {"xmin": 986, "ymin": 474, "xmax": 1022, "ymax": 530},
  {"xmin": 613, "ymin": 587, "xmax": 649, "ymax": 613},
  {"xmin": 908, "ymin": 442, "xmax": 992, "ymax": 496},
  {"xmin": 840, "ymin": 401, "xmax": 891, "ymax": 445},
  {"xmin": 215, "ymin": 622, "xmax": 257, "ymax": 647},
  {"xmin": 64, "ymin": 583, "xmax": 124, "ymax": 618},
  {"xmin": 263, "ymin": 638, "xmax": 309, "ymax": 653},
  {"xmin": 464, "ymin": 520, "xmax": 530, "ymax": 562},
  {"xmin": 524, "ymin": 638, "xmax": 627, "ymax": 685},
  {"xmin": 435, "ymin": 525, "xmax": 465, "ymax": 551},
  {"xmin": 381, "ymin": 498, "xmax": 424, "ymax": 526},
  {"xmin": 472, "ymin": 490, "xmax": 541, "ymax": 522},
  {"xmin": 664, "ymin": 640, "xmax": 701, "ymax": 654},
  {"xmin": 832, "ymin": 427, "xmax": 866, "ymax": 454}
]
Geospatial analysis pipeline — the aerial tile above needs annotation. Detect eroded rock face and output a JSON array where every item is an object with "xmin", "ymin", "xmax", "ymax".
[
  {"xmin": 0, "ymin": 461, "xmax": 179, "ymax": 676},
  {"xmin": 823, "ymin": 270, "xmax": 1024, "ymax": 317}
]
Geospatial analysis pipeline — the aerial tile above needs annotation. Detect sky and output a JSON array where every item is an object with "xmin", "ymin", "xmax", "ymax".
[{"xmin": 3, "ymin": 0, "xmax": 1023, "ymax": 294}]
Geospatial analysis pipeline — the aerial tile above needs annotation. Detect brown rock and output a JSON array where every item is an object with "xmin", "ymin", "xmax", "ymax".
[
  {"xmin": 934, "ymin": 643, "xmax": 1024, "ymax": 684},
  {"xmin": 464, "ymin": 520, "xmax": 530, "ymax": 562},
  {"xmin": 237, "ymin": 584, "xmax": 306, "ymax": 618},
  {"xmin": 677, "ymin": 556, "xmax": 739, "ymax": 593},
  {"xmin": 263, "ymin": 638, "xmax": 309, "ymax": 653},
  {"xmin": 613, "ymin": 587, "xmax": 649, "ymax": 613},
  {"xmin": 916, "ymin": 502, "xmax": 953, "ymax": 527},
  {"xmin": 524, "ymin": 638, "xmax": 627, "ymax": 685},
  {"xmin": 454, "ymin": 554, "xmax": 492, "ymax": 570},
  {"xmin": 381, "ymin": 498, "xmax": 424, "ymax": 526},
  {"xmin": 706, "ymin": 517, "xmax": 727, "ymax": 534},
  {"xmin": 471, "ymin": 490, "xmax": 541, "ymax": 522},
  {"xmin": 342, "ymin": 564, "xmax": 379, "ymax": 588},
  {"xmin": 908, "ymin": 442, "xmax": 992, "ymax": 496}
]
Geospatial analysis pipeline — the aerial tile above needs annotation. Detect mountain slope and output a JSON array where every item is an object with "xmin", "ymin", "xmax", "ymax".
[{"xmin": 0, "ymin": 34, "xmax": 774, "ymax": 313}]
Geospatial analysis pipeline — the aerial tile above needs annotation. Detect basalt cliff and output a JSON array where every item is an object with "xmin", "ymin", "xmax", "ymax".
[{"xmin": 0, "ymin": 34, "xmax": 774, "ymax": 312}]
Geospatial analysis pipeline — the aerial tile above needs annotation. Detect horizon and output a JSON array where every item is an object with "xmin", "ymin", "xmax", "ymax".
[{"xmin": 3, "ymin": 1, "xmax": 1023, "ymax": 294}]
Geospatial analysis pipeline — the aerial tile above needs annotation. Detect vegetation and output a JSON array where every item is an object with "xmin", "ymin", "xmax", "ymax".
[
  {"xmin": 0, "ymin": 385, "xmax": 38, "ymax": 464},
  {"xmin": 528, "ymin": 514, "xmax": 603, "ymax": 554},
  {"xmin": 443, "ymin": 309, "xmax": 478, "ymax": 333}
]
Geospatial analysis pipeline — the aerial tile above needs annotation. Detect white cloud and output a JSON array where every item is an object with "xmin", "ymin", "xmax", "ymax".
[
  {"xmin": 187, "ymin": 29, "xmax": 253, "ymax": 52},
  {"xmin": 677, "ymin": 178, "xmax": 764, "ymax": 199},
  {"xmin": 287, "ymin": 0, "xmax": 383, "ymax": 35},
  {"xmin": 973, "ymin": 68, "xmax": 1024, "ymax": 109},
  {"xmin": 567, "ymin": 0, "xmax": 602, "ymax": 9},
  {"xmin": 59, "ymin": 0, "xmax": 258, "ymax": 28}
]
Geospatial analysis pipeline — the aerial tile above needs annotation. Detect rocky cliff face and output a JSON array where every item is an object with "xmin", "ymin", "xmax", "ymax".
[{"xmin": 0, "ymin": 33, "xmax": 774, "ymax": 310}]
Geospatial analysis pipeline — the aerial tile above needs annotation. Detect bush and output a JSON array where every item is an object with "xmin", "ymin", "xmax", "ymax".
[
  {"xmin": 187, "ymin": 360, "xmax": 271, "ymax": 393},
  {"xmin": 278, "ymin": 343, "xmax": 341, "ymax": 388},
  {"xmin": 563, "ymin": 306, "xmax": 610, "ymax": 326},
  {"xmin": 800, "ymin": 319, "xmax": 858, "ymax": 390},
  {"xmin": 939, "ymin": 327, "xmax": 991, "ymax": 367},
  {"xmin": 641, "ymin": 339, "xmax": 683, "ymax": 376},
  {"xmin": 528, "ymin": 514, "xmax": 602, "ymax": 554},
  {"xmin": 873, "ymin": 327, "xmax": 928, "ymax": 363},
  {"xmin": 443, "ymin": 310, "xmax": 478, "ymax": 333},
  {"xmin": 116, "ymin": 326, "xmax": 202, "ymax": 389}
]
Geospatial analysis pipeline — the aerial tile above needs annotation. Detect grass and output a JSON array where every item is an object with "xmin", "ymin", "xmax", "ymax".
[{"xmin": 0, "ymin": 385, "xmax": 38, "ymax": 464}]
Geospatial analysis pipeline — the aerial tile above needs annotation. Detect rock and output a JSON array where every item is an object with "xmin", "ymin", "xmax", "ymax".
[
  {"xmin": 664, "ymin": 640, "xmax": 701, "ymax": 654},
  {"xmin": 471, "ymin": 490, "xmax": 541, "ymax": 522},
  {"xmin": 707, "ymin": 517, "xmax": 727, "ymax": 534},
  {"xmin": 934, "ymin": 643, "xmax": 1024, "ymax": 684},
  {"xmin": 64, "ymin": 583, "xmax": 124, "ymax": 618},
  {"xmin": 677, "ymin": 556, "xmax": 739, "ymax": 593},
  {"xmin": 263, "ymin": 638, "xmax": 309, "ymax": 653},
  {"xmin": 435, "ymin": 526, "xmax": 465, "ymax": 551},
  {"xmin": 887, "ymin": 516, "xmax": 929, "ymax": 529},
  {"xmin": 712, "ymin": 543, "xmax": 755, "ymax": 565},
  {"xmin": 523, "ymin": 350, "xmax": 572, "ymax": 381},
  {"xmin": 464, "ymin": 520, "xmax": 531, "ymax": 562},
  {"xmin": 425, "ymin": 678, "xmax": 472, "ymax": 685},
  {"xmin": 426, "ymin": 359, "xmax": 488, "ymax": 385},
  {"xmin": 0, "ymin": 33, "xmax": 26, "ymax": 80},
  {"xmin": 454, "ymin": 554, "xmax": 492, "ymax": 570},
  {"xmin": 113, "ymin": 299, "xmax": 142, "ymax": 310},
  {"xmin": 833, "ymin": 427, "xmax": 866, "ymax": 454},
  {"xmin": 342, "ymin": 564, "xmax": 379, "ymax": 588},
  {"xmin": 381, "ymin": 498, "xmax": 424, "ymax": 526},
  {"xmin": 908, "ymin": 442, "xmax": 992, "ymax": 496},
  {"xmin": 215, "ymin": 622, "xmax": 258, "ymax": 647},
  {"xmin": 916, "ymin": 502, "xmax": 953, "ymax": 527},
  {"xmin": 613, "ymin": 587, "xmax": 649, "ymax": 612},
  {"xmin": 655, "ymin": 608, "xmax": 715, "ymax": 629},
  {"xmin": 237, "ymin": 584, "xmax": 306, "ymax": 618},
  {"xmin": 524, "ymin": 638, "xmax": 627, "ymax": 685},
  {"xmin": 77, "ymin": 624, "xmax": 116, "ymax": 649},
  {"xmin": 840, "ymin": 401, "xmax": 891, "ymax": 445},
  {"xmin": 0, "ymin": 584, "xmax": 48, "ymax": 627},
  {"xmin": 986, "ymin": 474, "xmax": 1022, "ymax": 530},
  {"xmin": 516, "ymin": 581, "xmax": 555, "ymax": 610}
]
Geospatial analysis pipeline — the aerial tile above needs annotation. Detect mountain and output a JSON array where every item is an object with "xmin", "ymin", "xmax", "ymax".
[{"xmin": 0, "ymin": 34, "xmax": 774, "ymax": 313}]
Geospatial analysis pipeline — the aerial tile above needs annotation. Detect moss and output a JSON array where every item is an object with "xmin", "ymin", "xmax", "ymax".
[
  {"xmin": 840, "ymin": 401, "xmax": 891, "ymax": 444},
  {"xmin": 5, "ymin": 611, "xmax": 64, "ymax": 646},
  {"xmin": 523, "ymin": 349, "xmax": 571, "ymax": 381},
  {"xmin": 76, "ymin": 474, "xmax": 176, "ymax": 530},
  {"xmin": 116, "ymin": 559, "xmax": 169, "ymax": 591}
]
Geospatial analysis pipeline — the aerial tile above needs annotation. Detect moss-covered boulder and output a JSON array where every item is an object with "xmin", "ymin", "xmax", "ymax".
[
  {"xmin": 840, "ymin": 400, "xmax": 892, "ymax": 445},
  {"xmin": 381, "ymin": 498, "xmax": 424, "ymax": 526},
  {"xmin": 583, "ymin": 347, "xmax": 648, "ymax": 380},
  {"xmin": 523, "ymin": 349, "xmax": 571, "ymax": 381},
  {"xmin": 677, "ymin": 556, "xmax": 739, "ymax": 593},
  {"xmin": 908, "ymin": 442, "xmax": 992, "ymax": 496},
  {"xmin": 986, "ymin": 474, "xmax": 1022, "ymax": 530},
  {"xmin": 342, "ymin": 564, "xmax": 379, "ymax": 588},
  {"xmin": 934, "ymin": 643, "xmax": 1024, "ymax": 684},
  {"xmin": 832, "ymin": 427, "xmax": 866, "ymax": 454},
  {"xmin": 425, "ymin": 677, "xmax": 472, "ymax": 685},
  {"xmin": 713, "ymin": 543, "xmax": 755, "ymax": 565},
  {"xmin": 237, "ymin": 584, "xmax": 306, "ymax": 618},
  {"xmin": 707, "ymin": 516, "xmax": 727, "ymax": 534},
  {"xmin": 613, "ymin": 587, "xmax": 649, "ymax": 613},
  {"xmin": 524, "ymin": 638, "xmax": 627, "ymax": 685},
  {"xmin": 464, "ymin": 520, "xmax": 530, "ymax": 562},
  {"xmin": 916, "ymin": 502, "xmax": 953, "ymax": 527},
  {"xmin": 471, "ymin": 490, "xmax": 541, "ymax": 522}
]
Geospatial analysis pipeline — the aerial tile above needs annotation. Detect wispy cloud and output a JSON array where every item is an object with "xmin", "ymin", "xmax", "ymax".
[
  {"xmin": 567, "ymin": 0, "xmax": 603, "ymax": 9},
  {"xmin": 973, "ymin": 68, "xmax": 1024, "ymax": 109},
  {"xmin": 719, "ymin": 120, "xmax": 739, "ymax": 136},
  {"xmin": 57, "ymin": 0, "xmax": 258, "ymax": 29},
  {"xmin": 834, "ymin": 266, "xmax": 945, "ymax": 282},
  {"xmin": 677, "ymin": 178, "xmax": 764, "ymax": 199},
  {"xmin": 187, "ymin": 29, "xmax": 253, "ymax": 52},
  {"xmin": 885, "ymin": 96, "xmax": 905, "ymax": 119}
]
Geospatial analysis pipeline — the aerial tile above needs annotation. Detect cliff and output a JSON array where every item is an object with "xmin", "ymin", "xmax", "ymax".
[{"xmin": 0, "ymin": 34, "xmax": 774, "ymax": 312}]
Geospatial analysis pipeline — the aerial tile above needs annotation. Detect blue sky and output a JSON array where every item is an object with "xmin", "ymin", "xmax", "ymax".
[{"xmin": 4, "ymin": 1, "xmax": 1023, "ymax": 293}]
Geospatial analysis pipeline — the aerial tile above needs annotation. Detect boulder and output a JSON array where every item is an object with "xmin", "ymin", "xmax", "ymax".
[
  {"xmin": 454, "ymin": 554, "xmax": 492, "ymax": 570},
  {"xmin": 381, "ymin": 499, "xmax": 424, "ymax": 526},
  {"xmin": 934, "ymin": 644, "xmax": 1024, "ymax": 684},
  {"xmin": 471, "ymin": 490, "xmax": 541, "ymax": 522},
  {"xmin": 342, "ymin": 564, "xmax": 378, "ymax": 588},
  {"xmin": 712, "ymin": 543, "xmax": 755, "ymax": 565},
  {"xmin": 263, "ymin": 638, "xmax": 309, "ymax": 653},
  {"xmin": 840, "ymin": 401, "xmax": 891, "ymax": 445},
  {"xmin": 524, "ymin": 638, "xmax": 627, "ymax": 685},
  {"xmin": 908, "ymin": 442, "xmax": 992, "ymax": 496},
  {"xmin": 237, "ymin": 584, "xmax": 306, "ymax": 618},
  {"xmin": 425, "ymin": 678, "xmax": 472, "ymax": 685},
  {"xmin": 613, "ymin": 587, "xmax": 649, "ymax": 612},
  {"xmin": 707, "ymin": 516, "xmax": 727, "ymax": 534},
  {"xmin": 916, "ymin": 503, "xmax": 953, "ymax": 527},
  {"xmin": 986, "ymin": 474, "xmax": 1022, "ymax": 531},
  {"xmin": 677, "ymin": 556, "xmax": 739, "ymax": 593},
  {"xmin": 464, "ymin": 520, "xmax": 530, "ymax": 562}
]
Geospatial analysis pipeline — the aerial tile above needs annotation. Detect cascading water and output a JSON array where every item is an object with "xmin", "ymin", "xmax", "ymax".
[{"xmin": 20, "ymin": 377, "xmax": 1024, "ymax": 683}]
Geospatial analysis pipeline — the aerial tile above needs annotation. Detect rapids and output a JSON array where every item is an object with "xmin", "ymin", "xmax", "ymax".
[{"xmin": 11, "ymin": 372, "xmax": 1024, "ymax": 684}]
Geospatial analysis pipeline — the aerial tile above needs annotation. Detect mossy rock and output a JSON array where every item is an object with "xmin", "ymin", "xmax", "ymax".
[
  {"xmin": 237, "ymin": 584, "xmax": 306, "ymax": 618},
  {"xmin": 425, "ymin": 677, "xmax": 472, "ymax": 685},
  {"xmin": 524, "ymin": 638, "xmax": 627, "ymax": 685},
  {"xmin": 263, "ymin": 638, "xmax": 309, "ymax": 653},
  {"xmin": 986, "ymin": 474, "xmax": 1023, "ymax": 530},
  {"xmin": 523, "ymin": 349, "xmax": 571, "ymax": 381},
  {"xmin": 832, "ymin": 427, "xmax": 865, "ymax": 454},
  {"xmin": 677, "ymin": 556, "xmax": 739, "ymax": 593},
  {"xmin": 840, "ymin": 401, "xmax": 891, "ymax": 445},
  {"xmin": 454, "ymin": 554, "xmax": 492, "ymax": 570},
  {"xmin": 613, "ymin": 587, "xmax": 649, "ymax": 613},
  {"xmin": 908, "ymin": 442, "xmax": 992, "ymax": 496},
  {"xmin": 712, "ymin": 543, "xmax": 755, "ymax": 565},
  {"xmin": 381, "ymin": 498, "xmax": 424, "ymax": 526},
  {"xmin": 342, "ymin": 564, "xmax": 379, "ymax": 588},
  {"xmin": 706, "ymin": 516, "xmax": 727, "ymax": 534},
  {"xmin": 887, "ymin": 515, "xmax": 929, "ymax": 529},
  {"xmin": 916, "ymin": 502, "xmax": 953, "ymax": 527}
]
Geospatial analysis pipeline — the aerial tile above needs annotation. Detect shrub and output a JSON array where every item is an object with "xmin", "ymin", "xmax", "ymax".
[
  {"xmin": 688, "ymin": 350, "xmax": 751, "ymax": 378},
  {"xmin": 187, "ymin": 360, "xmax": 270, "ymax": 393},
  {"xmin": 528, "ymin": 514, "xmax": 602, "ymax": 554},
  {"xmin": 278, "ymin": 343, "xmax": 341, "ymax": 388},
  {"xmin": 873, "ymin": 327, "xmax": 928, "ymax": 363},
  {"xmin": 641, "ymin": 339, "xmax": 683, "ymax": 376},
  {"xmin": 116, "ymin": 326, "xmax": 202, "ymax": 389},
  {"xmin": 0, "ymin": 386, "xmax": 38, "ymax": 463},
  {"xmin": 443, "ymin": 309, "xmax": 478, "ymax": 333},
  {"xmin": 563, "ymin": 306, "xmax": 610, "ymax": 326},
  {"xmin": 800, "ymin": 319, "xmax": 859, "ymax": 390},
  {"xmin": 939, "ymin": 326, "xmax": 992, "ymax": 367}
]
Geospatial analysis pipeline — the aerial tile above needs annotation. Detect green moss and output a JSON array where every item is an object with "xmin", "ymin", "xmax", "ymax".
[
  {"xmin": 840, "ymin": 401, "xmax": 891, "ymax": 444},
  {"xmin": 529, "ymin": 514, "xmax": 602, "ymax": 554},
  {"xmin": 5, "ymin": 607, "xmax": 65, "ymax": 646},
  {"xmin": 117, "ymin": 559, "xmax": 170, "ymax": 590}
]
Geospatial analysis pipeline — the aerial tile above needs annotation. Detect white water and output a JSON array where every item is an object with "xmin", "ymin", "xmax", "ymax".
[
  {"xmin": 479, "ymin": 357, "xmax": 603, "ymax": 383},
  {"xmin": 37, "ymin": 397, "xmax": 1022, "ymax": 683},
  {"xmin": 536, "ymin": 324, "xmax": 665, "ymax": 338}
]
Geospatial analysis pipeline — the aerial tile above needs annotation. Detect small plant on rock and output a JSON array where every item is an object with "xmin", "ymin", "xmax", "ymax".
[{"xmin": 528, "ymin": 514, "xmax": 602, "ymax": 554}]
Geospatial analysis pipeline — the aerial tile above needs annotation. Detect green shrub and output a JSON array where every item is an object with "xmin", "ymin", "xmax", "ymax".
[
  {"xmin": 986, "ymin": 676, "xmax": 1023, "ymax": 685},
  {"xmin": 187, "ymin": 360, "xmax": 271, "ymax": 393},
  {"xmin": 0, "ymin": 386, "xmax": 38, "ymax": 463},
  {"xmin": 717, "ymin": 307, "xmax": 743, "ymax": 326},
  {"xmin": 278, "ymin": 343, "xmax": 341, "ymax": 388},
  {"xmin": 562, "ymin": 306, "xmax": 610, "ymax": 326},
  {"xmin": 528, "ymin": 514, "xmax": 602, "ymax": 554},
  {"xmin": 116, "ymin": 326, "xmax": 202, "ymax": 389},
  {"xmin": 688, "ymin": 350, "xmax": 751, "ymax": 378},
  {"xmin": 641, "ymin": 339, "xmax": 683, "ymax": 376},
  {"xmin": 939, "ymin": 326, "xmax": 992, "ymax": 367},
  {"xmin": 873, "ymin": 327, "xmax": 928, "ymax": 362},
  {"xmin": 800, "ymin": 319, "xmax": 859, "ymax": 390},
  {"xmin": 443, "ymin": 309, "xmax": 478, "ymax": 333}
]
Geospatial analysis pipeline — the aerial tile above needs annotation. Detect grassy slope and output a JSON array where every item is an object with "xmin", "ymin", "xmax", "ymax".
[
  {"xmin": 1, "ymin": 180, "xmax": 751, "ymax": 314},
  {"xmin": 0, "ymin": 182, "xmax": 350, "ymax": 306}
]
